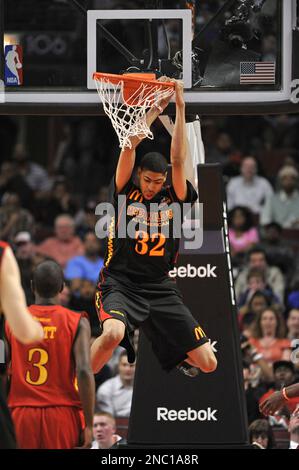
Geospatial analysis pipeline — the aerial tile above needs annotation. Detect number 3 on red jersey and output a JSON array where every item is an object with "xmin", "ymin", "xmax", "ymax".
[{"xmin": 25, "ymin": 348, "xmax": 49, "ymax": 386}]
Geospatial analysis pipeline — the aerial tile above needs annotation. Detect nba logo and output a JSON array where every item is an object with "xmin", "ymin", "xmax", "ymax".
[{"xmin": 5, "ymin": 45, "xmax": 23, "ymax": 86}]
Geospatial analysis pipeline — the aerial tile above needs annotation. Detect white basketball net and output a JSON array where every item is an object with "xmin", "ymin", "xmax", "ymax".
[{"xmin": 94, "ymin": 76, "xmax": 174, "ymax": 149}]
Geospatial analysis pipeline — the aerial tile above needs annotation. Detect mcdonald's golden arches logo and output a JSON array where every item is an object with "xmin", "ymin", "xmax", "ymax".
[{"xmin": 194, "ymin": 326, "xmax": 206, "ymax": 341}]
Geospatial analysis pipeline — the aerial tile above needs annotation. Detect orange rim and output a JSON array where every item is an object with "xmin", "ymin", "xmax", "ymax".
[{"xmin": 93, "ymin": 72, "xmax": 175, "ymax": 90}]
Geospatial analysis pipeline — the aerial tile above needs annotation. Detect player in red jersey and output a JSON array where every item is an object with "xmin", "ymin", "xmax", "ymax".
[
  {"xmin": 5, "ymin": 260, "xmax": 95, "ymax": 449},
  {"xmin": 0, "ymin": 241, "xmax": 43, "ymax": 449}
]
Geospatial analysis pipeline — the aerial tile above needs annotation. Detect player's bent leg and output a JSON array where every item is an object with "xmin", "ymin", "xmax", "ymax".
[
  {"xmin": 187, "ymin": 342, "xmax": 217, "ymax": 374},
  {"xmin": 90, "ymin": 318, "xmax": 126, "ymax": 373}
]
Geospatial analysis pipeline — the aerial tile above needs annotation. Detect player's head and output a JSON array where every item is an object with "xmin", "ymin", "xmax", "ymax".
[
  {"xmin": 32, "ymin": 260, "xmax": 64, "ymax": 300},
  {"xmin": 137, "ymin": 152, "xmax": 168, "ymax": 200}
]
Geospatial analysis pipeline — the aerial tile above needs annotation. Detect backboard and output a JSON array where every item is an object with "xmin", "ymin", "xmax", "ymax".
[{"xmin": 0, "ymin": 0, "xmax": 299, "ymax": 115}]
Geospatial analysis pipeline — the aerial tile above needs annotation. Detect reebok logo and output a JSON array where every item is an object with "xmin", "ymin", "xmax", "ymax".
[
  {"xmin": 169, "ymin": 264, "xmax": 217, "ymax": 279},
  {"xmin": 157, "ymin": 407, "xmax": 218, "ymax": 422}
]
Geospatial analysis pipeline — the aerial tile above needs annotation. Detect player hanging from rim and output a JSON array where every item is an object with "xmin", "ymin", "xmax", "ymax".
[
  {"xmin": 91, "ymin": 78, "xmax": 217, "ymax": 378},
  {"xmin": 0, "ymin": 241, "xmax": 44, "ymax": 449},
  {"xmin": 5, "ymin": 261, "xmax": 95, "ymax": 449}
]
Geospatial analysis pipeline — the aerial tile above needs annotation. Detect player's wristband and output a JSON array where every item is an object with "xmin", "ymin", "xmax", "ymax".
[
  {"xmin": 153, "ymin": 104, "xmax": 163, "ymax": 113},
  {"xmin": 282, "ymin": 387, "xmax": 290, "ymax": 401}
]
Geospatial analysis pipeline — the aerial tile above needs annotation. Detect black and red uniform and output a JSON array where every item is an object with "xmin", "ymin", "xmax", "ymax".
[
  {"xmin": 6, "ymin": 305, "xmax": 84, "ymax": 449},
  {"xmin": 96, "ymin": 178, "xmax": 209, "ymax": 371}
]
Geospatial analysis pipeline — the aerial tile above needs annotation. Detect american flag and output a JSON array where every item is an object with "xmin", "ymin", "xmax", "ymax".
[{"xmin": 240, "ymin": 62, "xmax": 276, "ymax": 84}]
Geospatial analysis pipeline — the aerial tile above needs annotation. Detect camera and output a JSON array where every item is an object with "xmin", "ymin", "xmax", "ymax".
[{"xmin": 221, "ymin": 0, "xmax": 266, "ymax": 49}]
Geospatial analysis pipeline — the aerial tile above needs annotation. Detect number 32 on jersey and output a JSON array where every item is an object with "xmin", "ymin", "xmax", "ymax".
[{"xmin": 135, "ymin": 231, "xmax": 166, "ymax": 257}]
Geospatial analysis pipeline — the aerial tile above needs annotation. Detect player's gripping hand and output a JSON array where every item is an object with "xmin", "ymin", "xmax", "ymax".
[
  {"xmin": 155, "ymin": 76, "xmax": 175, "ymax": 111},
  {"xmin": 75, "ymin": 426, "xmax": 93, "ymax": 449}
]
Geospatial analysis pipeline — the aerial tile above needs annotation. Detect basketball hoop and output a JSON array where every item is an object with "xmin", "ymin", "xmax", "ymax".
[{"xmin": 93, "ymin": 72, "xmax": 175, "ymax": 149}]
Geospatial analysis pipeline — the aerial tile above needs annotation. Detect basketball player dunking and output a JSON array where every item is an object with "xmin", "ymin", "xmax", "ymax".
[{"xmin": 91, "ymin": 79, "xmax": 217, "ymax": 377}]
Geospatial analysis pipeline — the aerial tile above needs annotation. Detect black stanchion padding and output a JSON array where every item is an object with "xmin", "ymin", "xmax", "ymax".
[{"xmin": 127, "ymin": 164, "xmax": 249, "ymax": 448}]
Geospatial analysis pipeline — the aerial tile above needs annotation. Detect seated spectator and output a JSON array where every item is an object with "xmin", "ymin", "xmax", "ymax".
[
  {"xmin": 91, "ymin": 412, "xmax": 122, "ymax": 450},
  {"xmin": 226, "ymin": 156, "xmax": 273, "ymax": 215},
  {"xmin": 289, "ymin": 406, "xmax": 299, "ymax": 450},
  {"xmin": 0, "ymin": 193, "xmax": 34, "ymax": 243},
  {"xmin": 243, "ymin": 362, "xmax": 263, "ymax": 425},
  {"xmin": 58, "ymin": 284, "xmax": 71, "ymax": 307},
  {"xmin": 249, "ymin": 308, "xmax": 291, "ymax": 365},
  {"xmin": 69, "ymin": 279, "xmax": 100, "ymax": 338},
  {"xmin": 0, "ymin": 160, "xmax": 32, "ymax": 209},
  {"xmin": 106, "ymin": 331, "xmax": 140, "ymax": 377},
  {"xmin": 261, "ymin": 166, "xmax": 299, "ymax": 228},
  {"xmin": 228, "ymin": 206, "xmax": 259, "ymax": 264},
  {"xmin": 14, "ymin": 231, "xmax": 35, "ymax": 258},
  {"xmin": 286, "ymin": 309, "xmax": 299, "ymax": 340},
  {"xmin": 260, "ymin": 222, "xmax": 295, "ymax": 280},
  {"xmin": 206, "ymin": 131, "xmax": 241, "ymax": 168},
  {"xmin": 96, "ymin": 351, "xmax": 135, "ymax": 417},
  {"xmin": 238, "ymin": 269, "xmax": 281, "ymax": 308},
  {"xmin": 239, "ymin": 291, "xmax": 274, "ymax": 337},
  {"xmin": 288, "ymin": 280, "xmax": 299, "ymax": 310},
  {"xmin": 36, "ymin": 214, "xmax": 84, "ymax": 268},
  {"xmin": 14, "ymin": 231, "xmax": 38, "ymax": 304},
  {"xmin": 34, "ymin": 178, "xmax": 78, "ymax": 228},
  {"xmin": 235, "ymin": 247, "xmax": 285, "ymax": 304},
  {"xmin": 65, "ymin": 231, "xmax": 104, "ymax": 292},
  {"xmin": 249, "ymin": 419, "xmax": 276, "ymax": 449},
  {"xmin": 259, "ymin": 362, "xmax": 299, "ymax": 415},
  {"xmin": 12, "ymin": 143, "xmax": 52, "ymax": 193},
  {"xmin": 75, "ymin": 200, "xmax": 98, "ymax": 240},
  {"xmin": 241, "ymin": 335, "xmax": 274, "ymax": 385}
]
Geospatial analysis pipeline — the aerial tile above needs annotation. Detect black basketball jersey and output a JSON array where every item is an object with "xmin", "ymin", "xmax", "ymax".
[{"xmin": 100, "ymin": 177, "xmax": 197, "ymax": 283}]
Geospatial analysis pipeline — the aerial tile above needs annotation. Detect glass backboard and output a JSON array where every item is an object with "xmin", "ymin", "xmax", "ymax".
[{"xmin": 0, "ymin": 0, "xmax": 297, "ymax": 114}]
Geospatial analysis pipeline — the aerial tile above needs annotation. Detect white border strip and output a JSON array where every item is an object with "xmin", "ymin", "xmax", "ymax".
[{"xmin": 87, "ymin": 9, "xmax": 192, "ymax": 90}]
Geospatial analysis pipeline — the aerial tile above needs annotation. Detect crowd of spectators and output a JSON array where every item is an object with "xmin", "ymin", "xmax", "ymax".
[{"xmin": 1, "ymin": 111, "xmax": 299, "ymax": 449}]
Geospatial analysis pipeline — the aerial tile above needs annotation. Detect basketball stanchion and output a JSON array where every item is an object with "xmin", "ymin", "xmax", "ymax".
[
  {"xmin": 93, "ymin": 71, "xmax": 248, "ymax": 449},
  {"xmin": 126, "ymin": 164, "xmax": 249, "ymax": 449}
]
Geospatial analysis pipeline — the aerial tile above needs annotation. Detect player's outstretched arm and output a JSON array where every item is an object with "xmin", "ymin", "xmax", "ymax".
[
  {"xmin": 170, "ymin": 80, "xmax": 188, "ymax": 201},
  {"xmin": 0, "ymin": 246, "xmax": 44, "ymax": 344},
  {"xmin": 73, "ymin": 317, "xmax": 95, "ymax": 449},
  {"xmin": 115, "ymin": 79, "xmax": 174, "ymax": 194}
]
